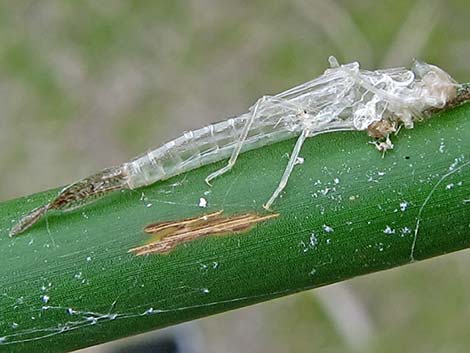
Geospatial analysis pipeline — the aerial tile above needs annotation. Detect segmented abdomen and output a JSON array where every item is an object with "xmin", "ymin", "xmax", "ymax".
[{"xmin": 123, "ymin": 113, "xmax": 299, "ymax": 189}]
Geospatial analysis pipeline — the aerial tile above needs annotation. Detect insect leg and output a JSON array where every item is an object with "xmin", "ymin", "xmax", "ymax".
[
  {"xmin": 263, "ymin": 129, "xmax": 309, "ymax": 210},
  {"xmin": 205, "ymin": 95, "xmax": 270, "ymax": 186}
]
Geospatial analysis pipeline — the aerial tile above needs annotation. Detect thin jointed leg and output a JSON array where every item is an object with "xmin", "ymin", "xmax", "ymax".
[
  {"xmin": 205, "ymin": 96, "xmax": 269, "ymax": 185},
  {"xmin": 263, "ymin": 129, "xmax": 309, "ymax": 210}
]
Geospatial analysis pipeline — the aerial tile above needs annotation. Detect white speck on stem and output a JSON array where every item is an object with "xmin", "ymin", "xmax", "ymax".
[
  {"xmin": 295, "ymin": 156, "xmax": 305, "ymax": 165},
  {"xmin": 401, "ymin": 227, "xmax": 412, "ymax": 236},
  {"xmin": 439, "ymin": 141, "xmax": 446, "ymax": 153},
  {"xmin": 309, "ymin": 232, "xmax": 318, "ymax": 247},
  {"xmin": 198, "ymin": 197, "xmax": 208, "ymax": 208},
  {"xmin": 399, "ymin": 201, "xmax": 409, "ymax": 212},
  {"xmin": 299, "ymin": 240, "xmax": 308, "ymax": 253}
]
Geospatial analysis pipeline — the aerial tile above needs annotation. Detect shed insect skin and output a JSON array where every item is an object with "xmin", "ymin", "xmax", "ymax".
[
  {"xmin": 9, "ymin": 56, "xmax": 461, "ymax": 237},
  {"xmin": 9, "ymin": 167, "xmax": 128, "ymax": 237}
]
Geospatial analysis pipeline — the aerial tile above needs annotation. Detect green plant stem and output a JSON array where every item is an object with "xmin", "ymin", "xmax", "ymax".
[{"xmin": 0, "ymin": 103, "xmax": 469, "ymax": 353}]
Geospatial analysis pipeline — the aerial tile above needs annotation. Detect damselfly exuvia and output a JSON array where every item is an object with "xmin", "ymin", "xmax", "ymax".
[{"xmin": 10, "ymin": 56, "xmax": 463, "ymax": 237}]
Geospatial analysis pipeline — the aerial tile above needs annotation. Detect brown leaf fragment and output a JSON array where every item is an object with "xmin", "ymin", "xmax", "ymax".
[{"xmin": 129, "ymin": 211, "xmax": 279, "ymax": 256}]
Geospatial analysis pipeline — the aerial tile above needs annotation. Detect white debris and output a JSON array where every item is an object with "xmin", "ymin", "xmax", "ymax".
[
  {"xmin": 309, "ymin": 232, "xmax": 318, "ymax": 247},
  {"xmin": 439, "ymin": 141, "xmax": 446, "ymax": 153},
  {"xmin": 399, "ymin": 201, "xmax": 409, "ymax": 212},
  {"xmin": 198, "ymin": 197, "xmax": 208, "ymax": 208}
]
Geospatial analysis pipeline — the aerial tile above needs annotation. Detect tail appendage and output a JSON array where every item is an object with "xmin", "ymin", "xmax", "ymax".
[{"xmin": 9, "ymin": 167, "xmax": 128, "ymax": 237}]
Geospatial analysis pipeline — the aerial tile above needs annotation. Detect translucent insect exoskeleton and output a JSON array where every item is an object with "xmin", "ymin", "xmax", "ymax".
[{"xmin": 9, "ymin": 56, "xmax": 463, "ymax": 237}]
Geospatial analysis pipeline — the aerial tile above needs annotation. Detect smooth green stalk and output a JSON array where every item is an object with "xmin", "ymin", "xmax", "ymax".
[{"xmin": 0, "ymin": 102, "xmax": 469, "ymax": 353}]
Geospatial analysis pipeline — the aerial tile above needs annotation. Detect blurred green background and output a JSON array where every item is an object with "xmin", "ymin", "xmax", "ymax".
[{"xmin": 0, "ymin": 1, "xmax": 469, "ymax": 352}]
